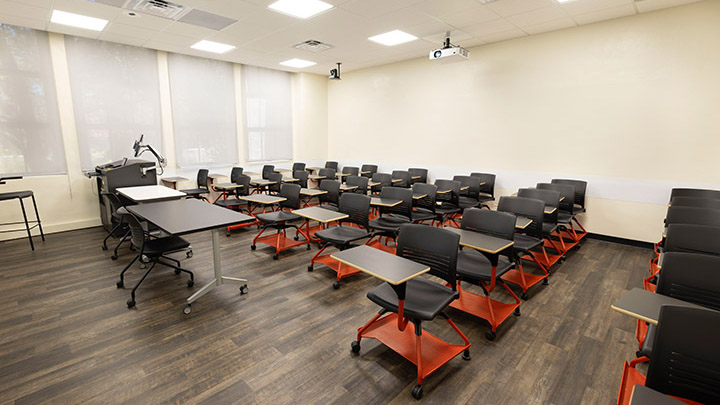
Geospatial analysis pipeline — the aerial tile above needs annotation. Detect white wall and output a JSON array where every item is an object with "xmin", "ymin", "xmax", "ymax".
[
  {"xmin": 327, "ymin": 0, "xmax": 720, "ymax": 242},
  {"xmin": 0, "ymin": 32, "xmax": 329, "ymax": 241}
]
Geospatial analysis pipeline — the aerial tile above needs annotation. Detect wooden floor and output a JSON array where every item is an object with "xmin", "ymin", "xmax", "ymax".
[{"xmin": 0, "ymin": 225, "xmax": 650, "ymax": 404}]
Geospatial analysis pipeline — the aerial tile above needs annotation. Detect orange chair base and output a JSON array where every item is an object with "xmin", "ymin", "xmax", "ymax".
[
  {"xmin": 227, "ymin": 220, "xmax": 258, "ymax": 232},
  {"xmin": 313, "ymin": 253, "xmax": 362, "ymax": 281},
  {"xmin": 449, "ymin": 283, "xmax": 520, "ymax": 333},
  {"xmin": 254, "ymin": 232, "xmax": 308, "ymax": 254},
  {"xmin": 358, "ymin": 313, "xmax": 469, "ymax": 382},
  {"xmin": 366, "ymin": 239, "xmax": 396, "ymax": 254},
  {"xmin": 522, "ymin": 241, "xmax": 563, "ymax": 270},
  {"xmin": 617, "ymin": 359, "xmax": 648, "ymax": 405},
  {"xmin": 501, "ymin": 269, "xmax": 547, "ymax": 294}
]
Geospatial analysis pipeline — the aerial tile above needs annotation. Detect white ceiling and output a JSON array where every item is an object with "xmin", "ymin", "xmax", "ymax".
[{"xmin": 0, "ymin": 0, "xmax": 704, "ymax": 75}]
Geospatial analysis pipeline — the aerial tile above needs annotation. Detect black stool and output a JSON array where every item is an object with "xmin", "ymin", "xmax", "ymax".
[{"xmin": 0, "ymin": 185, "xmax": 44, "ymax": 251}]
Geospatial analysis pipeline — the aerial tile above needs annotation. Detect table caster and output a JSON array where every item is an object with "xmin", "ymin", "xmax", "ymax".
[
  {"xmin": 239, "ymin": 284, "xmax": 249, "ymax": 295},
  {"xmin": 183, "ymin": 304, "xmax": 192, "ymax": 314}
]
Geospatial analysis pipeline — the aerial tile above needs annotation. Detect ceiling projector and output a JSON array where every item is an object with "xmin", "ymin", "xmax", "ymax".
[{"xmin": 429, "ymin": 34, "xmax": 469, "ymax": 63}]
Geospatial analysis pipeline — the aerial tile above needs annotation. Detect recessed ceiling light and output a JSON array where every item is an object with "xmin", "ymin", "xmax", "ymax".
[
  {"xmin": 50, "ymin": 10, "xmax": 108, "ymax": 31},
  {"xmin": 268, "ymin": 0, "xmax": 333, "ymax": 19},
  {"xmin": 279, "ymin": 58, "xmax": 317, "ymax": 68},
  {"xmin": 368, "ymin": 30, "xmax": 417, "ymax": 46},
  {"xmin": 191, "ymin": 40, "xmax": 236, "ymax": 54}
]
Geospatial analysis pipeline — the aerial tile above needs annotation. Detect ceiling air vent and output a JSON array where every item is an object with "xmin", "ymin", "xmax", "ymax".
[
  {"xmin": 127, "ymin": 0, "xmax": 190, "ymax": 20},
  {"xmin": 293, "ymin": 40, "xmax": 334, "ymax": 52}
]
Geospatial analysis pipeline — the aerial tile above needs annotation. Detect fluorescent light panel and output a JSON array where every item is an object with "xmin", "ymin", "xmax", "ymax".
[
  {"xmin": 368, "ymin": 30, "xmax": 417, "ymax": 46},
  {"xmin": 191, "ymin": 40, "xmax": 236, "ymax": 54},
  {"xmin": 268, "ymin": 0, "xmax": 333, "ymax": 19},
  {"xmin": 280, "ymin": 58, "xmax": 317, "ymax": 68},
  {"xmin": 50, "ymin": 10, "xmax": 108, "ymax": 31}
]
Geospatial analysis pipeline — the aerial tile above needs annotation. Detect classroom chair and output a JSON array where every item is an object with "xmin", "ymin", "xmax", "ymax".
[
  {"xmin": 551, "ymin": 179, "xmax": 588, "ymax": 239},
  {"xmin": 450, "ymin": 208, "xmax": 520, "ymax": 340},
  {"xmin": 366, "ymin": 187, "xmax": 413, "ymax": 253},
  {"xmin": 116, "ymin": 211, "xmax": 194, "ymax": 308},
  {"xmin": 346, "ymin": 175, "xmax": 368, "ymax": 194},
  {"xmin": 391, "ymin": 170, "xmax": 412, "ymax": 188},
  {"xmin": 309, "ymin": 193, "xmax": 371, "ymax": 289},
  {"xmin": 262, "ymin": 165, "xmax": 275, "ymax": 180},
  {"xmin": 292, "ymin": 162, "xmax": 306, "ymax": 172},
  {"xmin": 215, "ymin": 174, "xmax": 251, "ymax": 212},
  {"xmin": 470, "ymin": 173, "xmax": 496, "ymax": 209},
  {"xmin": 651, "ymin": 208, "xmax": 720, "ymax": 274},
  {"xmin": 360, "ymin": 164, "xmax": 378, "ymax": 178},
  {"xmin": 353, "ymin": 224, "xmax": 470, "ymax": 400},
  {"xmin": 325, "ymin": 161, "xmax": 339, "ymax": 171},
  {"xmin": 370, "ymin": 172, "xmax": 392, "ymax": 194},
  {"xmin": 251, "ymin": 184, "xmax": 310, "ymax": 260},
  {"xmin": 266, "ymin": 172, "xmax": 283, "ymax": 195},
  {"xmin": 670, "ymin": 187, "xmax": 720, "ymax": 201},
  {"xmin": 538, "ymin": 182, "xmax": 582, "ymax": 247},
  {"xmin": 669, "ymin": 196, "xmax": 720, "ymax": 209},
  {"xmin": 433, "ymin": 179, "xmax": 461, "ymax": 227},
  {"xmin": 180, "ymin": 169, "xmax": 210, "ymax": 199},
  {"xmin": 293, "ymin": 170, "xmax": 309, "ymax": 189},
  {"xmin": 497, "ymin": 196, "xmax": 550, "ymax": 299},
  {"xmin": 408, "ymin": 168, "xmax": 428, "ymax": 184},
  {"xmin": 517, "ymin": 188, "xmax": 566, "ymax": 268},
  {"xmin": 230, "ymin": 167, "xmax": 243, "ymax": 182},
  {"xmin": 616, "ymin": 306, "xmax": 720, "ymax": 405},
  {"xmin": 101, "ymin": 191, "xmax": 132, "ymax": 260},
  {"xmin": 319, "ymin": 179, "xmax": 341, "ymax": 210},
  {"xmin": 454, "ymin": 175, "xmax": 482, "ymax": 210},
  {"xmin": 318, "ymin": 167, "xmax": 336, "ymax": 181},
  {"xmin": 341, "ymin": 166, "xmax": 359, "ymax": 182},
  {"xmin": 410, "ymin": 182, "xmax": 437, "ymax": 223}
]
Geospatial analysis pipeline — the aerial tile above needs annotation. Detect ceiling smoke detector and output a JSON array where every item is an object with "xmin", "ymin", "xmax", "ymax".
[{"xmin": 294, "ymin": 39, "xmax": 334, "ymax": 52}]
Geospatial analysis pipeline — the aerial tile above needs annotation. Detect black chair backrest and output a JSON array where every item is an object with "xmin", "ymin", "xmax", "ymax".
[
  {"xmin": 537, "ymin": 183, "xmax": 574, "ymax": 214},
  {"xmin": 434, "ymin": 179, "xmax": 460, "ymax": 206},
  {"xmin": 346, "ymin": 175, "xmax": 368, "ymax": 194},
  {"xmin": 379, "ymin": 187, "xmax": 413, "ymax": 219},
  {"xmin": 408, "ymin": 168, "xmax": 428, "ymax": 183},
  {"xmin": 664, "ymin": 224, "xmax": 720, "ymax": 257},
  {"xmin": 453, "ymin": 175, "xmax": 481, "ymax": 198},
  {"xmin": 292, "ymin": 162, "xmax": 306, "ymax": 172},
  {"xmin": 518, "ymin": 188, "xmax": 560, "ymax": 225},
  {"xmin": 497, "ymin": 196, "xmax": 545, "ymax": 240},
  {"xmin": 293, "ymin": 170, "xmax": 309, "ymax": 188},
  {"xmin": 103, "ymin": 192, "xmax": 125, "ymax": 214},
  {"xmin": 262, "ymin": 165, "xmax": 275, "ymax": 180},
  {"xmin": 197, "ymin": 169, "xmax": 209, "ymax": 188},
  {"xmin": 657, "ymin": 252, "xmax": 720, "ymax": 311},
  {"xmin": 319, "ymin": 168, "xmax": 336, "ymax": 179},
  {"xmin": 646, "ymin": 306, "xmax": 720, "ymax": 404},
  {"xmin": 338, "ymin": 193, "xmax": 370, "ymax": 229},
  {"xmin": 234, "ymin": 175, "xmax": 251, "ymax": 197},
  {"xmin": 319, "ymin": 179, "xmax": 340, "ymax": 206},
  {"xmin": 325, "ymin": 161, "xmax": 339, "ymax": 170},
  {"xmin": 391, "ymin": 170, "xmax": 411, "ymax": 188},
  {"xmin": 471, "ymin": 173, "xmax": 496, "ymax": 197},
  {"xmin": 279, "ymin": 183, "xmax": 301, "ymax": 210},
  {"xmin": 551, "ymin": 179, "xmax": 586, "ymax": 209},
  {"xmin": 670, "ymin": 197, "xmax": 720, "ymax": 210},
  {"xmin": 124, "ymin": 212, "xmax": 147, "ymax": 251},
  {"xmin": 361, "ymin": 164, "xmax": 378, "ymax": 178},
  {"xmin": 461, "ymin": 208, "xmax": 516, "ymax": 241},
  {"xmin": 267, "ymin": 172, "xmax": 282, "ymax": 194},
  {"xmin": 412, "ymin": 182, "xmax": 437, "ymax": 212},
  {"xmin": 670, "ymin": 188, "xmax": 720, "ymax": 201},
  {"xmin": 342, "ymin": 166, "xmax": 359, "ymax": 177},
  {"xmin": 372, "ymin": 172, "xmax": 392, "ymax": 187},
  {"xmin": 665, "ymin": 206, "xmax": 720, "ymax": 227},
  {"xmin": 230, "ymin": 167, "xmax": 244, "ymax": 184},
  {"xmin": 397, "ymin": 224, "xmax": 460, "ymax": 290}
]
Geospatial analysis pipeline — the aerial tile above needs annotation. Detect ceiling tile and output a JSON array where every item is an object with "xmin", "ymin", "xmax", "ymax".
[
  {"xmin": 161, "ymin": 20, "xmax": 218, "ymax": 39},
  {"xmin": 52, "ymin": 0, "xmax": 120, "ymax": 20},
  {"xmin": 522, "ymin": 17, "xmax": 576, "ymax": 35},
  {"xmin": 635, "ymin": 0, "xmax": 702, "ymax": 13},
  {"xmin": 507, "ymin": 5, "xmax": 569, "ymax": 27},
  {"xmin": 573, "ymin": 3, "xmax": 636, "ymax": 25},
  {"xmin": 5, "ymin": 0, "xmax": 52, "ymax": 8},
  {"xmin": 0, "ymin": 0, "xmax": 51, "ymax": 21},
  {"xmin": 339, "ymin": 0, "xmax": 425, "ymax": 18},
  {"xmin": 439, "ymin": 5, "xmax": 500, "ymax": 28},
  {"xmin": 103, "ymin": 21, "xmax": 159, "ymax": 38},
  {"xmin": 456, "ymin": 37, "xmax": 488, "ymax": 48},
  {"xmin": 0, "ymin": 13, "xmax": 47, "ymax": 31},
  {"xmin": 461, "ymin": 18, "xmax": 517, "ymax": 37},
  {"xmin": 561, "ymin": 0, "xmax": 633, "ymax": 16},
  {"xmin": 486, "ymin": 0, "xmax": 556, "ymax": 17},
  {"xmin": 99, "ymin": 31, "xmax": 148, "ymax": 47},
  {"xmin": 414, "ymin": 0, "xmax": 483, "ymax": 18},
  {"xmin": 423, "ymin": 29, "xmax": 472, "ymax": 45},
  {"xmin": 47, "ymin": 22, "xmax": 103, "ymax": 39},
  {"xmin": 402, "ymin": 18, "xmax": 455, "ymax": 37},
  {"xmin": 478, "ymin": 27, "xmax": 527, "ymax": 44},
  {"xmin": 181, "ymin": 0, "xmax": 261, "ymax": 19}
]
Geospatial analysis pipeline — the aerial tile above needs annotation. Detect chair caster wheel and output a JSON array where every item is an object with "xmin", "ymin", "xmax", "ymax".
[
  {"xmin": 306, "ymin": 244, "xmax": 311, "ymax": 250},
  {"xmin": 462, "ymin": 349, "xmax": 471, "ymax": 361},
  {"xmin": 183, "ymin": 304, "xmax": 192, "ymax": 314},
  {"xmin": 226, "ymin": 232, "xmax": 230, "ymax": 237},
  {"xmin": 187, "ymin": 280, "xmax": 194, "ymax": 287},
  {"xmin": 351, "ymin": 340, "xmax": 361, "ymax": 354},
  {"xmin": 175, "ymin": 269, "xmax": 181, "ymax": 275},
  {"xmin": 411, "ymin": 384, "xmax": 423, "ymax": 400},
  {"xmin": 116, "ymin": 281, "xmax": 124, "ymax": 288},
  {"xmin": 520, "ymin": 292, "xmax": 528, "ymax": 300},
  {"xmin": 293, "ymin": 235, "xmax": 299, "ymax": 241},
  {"xmin": 514, "ymin": 307, "xmax": 521, "ymax": 316},
  {"xmin": 102, "ymin": 245, "xmax": 108, "ymax": 251},
  {"xmin": 140, "ymin": 263, "xmax": 146, "ymax": 269},
  {"xmin": 127, "ymin": 299, "xmax": 135, "ymax": 308},
  {"xmin": 111, "ymin": 255, "xmax": 118, "ymax": 260},
  {"xmin": 485, "ymin": 331, "xmax": 496, "ymax": 341},
  {"xmin": 333, "ymin": 281, "xmax": 341, "ymax": 289},
  {"xmin": 307, "ymin": 265, "xmax": 313, "ymax": 271},
  {"xmin": 273, "ymin": 254, "xmax": 279, "ymax": 260},
  {"xmin": 186, "ymin": 250, "xmax": 193, "ymax": 258},
  {"xmin": 239, "ymin": 284, "xmax": 249, "ymax": 295},
  {"xmin": 250, "ymin": 245, "xmax": 256, "ymax": 251},
  {"xmin": 542, "ymin": 278, "xmax": 549, "ymax": 285},
  {"xmin": 561, "ymin": 255, "xmax": 567, "ymax": 262}
]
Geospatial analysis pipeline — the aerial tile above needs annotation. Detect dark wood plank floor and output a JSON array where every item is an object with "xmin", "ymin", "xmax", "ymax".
[{"xmin": 0, "ymin": 225, "xmax": 650, "ymax": 404}]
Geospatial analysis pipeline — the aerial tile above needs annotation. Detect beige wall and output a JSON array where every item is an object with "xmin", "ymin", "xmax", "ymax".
[{"xmin": 327, "ymin": 0, "xmax": 720, "ymax": 242}]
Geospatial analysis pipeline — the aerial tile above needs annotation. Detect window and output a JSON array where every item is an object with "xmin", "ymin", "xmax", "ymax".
[
  {"xmin": 168, "ymin": 53, "xmax": 237, "ymax": 167},
  {"xmin": 242, "ymin": 65, "xmax": 292, "ymax": 162},
  {"xmin": 65, "ymin": 36, "xmax": 163, "ymax": 171},
  {"xmin": 0, "ymin": 24, "xmax": 65, "ymax": 175}
]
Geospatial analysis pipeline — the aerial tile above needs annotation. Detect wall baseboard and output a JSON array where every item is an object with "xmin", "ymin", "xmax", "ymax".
[
  {"xmin": 0, "ymin": 218, "xmax": 101, "ymax": 242},
  {"xmin": 587, "ymin": 233, "xmax": 654, "ymax": 250}
]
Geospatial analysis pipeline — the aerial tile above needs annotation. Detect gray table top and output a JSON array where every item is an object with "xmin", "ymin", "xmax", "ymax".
[
  {"xmin": 331, "ymin": 245, "xmax": 429, "ymax": 285},
  {"xmin": 412, "ymin": 193, "xmax": 427, "ymax": 200},
  {"xmin": 250, "ymin": 179, "xmax": 277, "ymax": 186},
  {"xmin": 309, "ymin": 175, "xmax": 326, "ymax": 180},
  {"xmin": 213, "ymin": 183, "xmax": 243, "ymax": 190},
  {"xmin": 371, "ymin": 197, "xmax": 402, "ymax": 207},
  {"xmin": 116, "ymin": 185, "xmax": 186, "ymax": 203},
  {"xmin": 274, "ymin": 168, "xmax": 292, "ymax": 173},
  {"xmin": 300, "ymin": 188, "xmax": 327, "ymax": 196},
  {"xmin": 207, "ymin": 173, "xmax": 225, "ymax": 179},
  {"xmin": 292, "ymin": 206, "xmax": 348, "ymax": 223},
  {"xmin": 340, "ymin": 184, "xmax": 358, "ymax": 191},
  {"xmin": 161, "ymin": 176, "xmax": 188, "ymax": 182},
  {"xmin": 611, "ymin": 288, "xmax": 712, "ymax": 325},
  {"xmin": 445, "ymin": 227, "xmax": 514, "ymax": 254},
  {"xmin": 240, "ymin": 194, "xmax": 286, "ymax": 204},
  {"xmin": 516, "ymin": 216, "xmax": 533, "ymax": 229},
  {"xmin": 630, "ymin": 385, "xmax": 684, "ymax": 405},
  {"xmin": 127, "ymin": 199, "xmax": 254, "ymax": 236}
]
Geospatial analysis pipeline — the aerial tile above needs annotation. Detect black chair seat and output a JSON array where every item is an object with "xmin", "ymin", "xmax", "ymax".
[
  {"xmin": 477, "ymin": 193, "xmax": 494, "ymax": 203},
  {"xmin": 0, "ymin": 190, "xmax": 33, "ymax": 200},
  {"xmin": 320, "ymin": 203, "xmax": 339, "ymax": 211},
  {"xmin": 640, "ymin": 324, "xmax": 656, "ymax": 358},
  {"xmin": 557, "ymin": 211, "xmax": 573, "ymax": 224},
  {"xmin": 411, "ymin": 209, "xmax": 435, "ymax": 222},
  {"xmin": 144, "ymin": 235, "xmax": 190, "ymax": 257},
  {"xmin": 180, "ymin": 188, "xmax": 209, "ymax": 196},
  {"xmin": 572, "ymin": 206, "xmax": 586, "ymax": 215},
  {"xmin": 456, "ymin": 250, "xmax": 514, "ymax": 281},
  {"xmin": 315, "ymin": 225, "xmax": 370, "ymax": 245},
  {"xmin": 113, "ymin": 206, "xmax": 130, "ymax": 220},
  {"xmin": 215, "ymin": 198, "xmax": 247, "ymax": 208},
  {"xmin": 256, "ymin": 210, "xmax": 300, "ymax": 224},
  {"xmin": 458, "ymin": 196, "xmax": 479, "ymax": 209},
  {"xmin": 367, "ymin": 278, "xmax": 459, "ymax": 321},
  {"xmin": 370, "ymin": 216, "xmax": 410, "ymax": 232},
  {"xmin": 513, "ymin": 234, "xmax": 544, "ymax": 252},
  {"xmin": 435, "ymin": 204, "xmax": 460, "ymax": 215},
  {"xmin": 542, "ymin": 222, "xmax": 558, "ymax": 235}
]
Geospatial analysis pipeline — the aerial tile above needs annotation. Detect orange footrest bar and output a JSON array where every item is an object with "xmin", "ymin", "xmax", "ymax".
[
  {"xmin": 227, "ymin": 220, "xmax": 258, "ymax": 232},
  {"xmin": 359, "ymin": 313, "xmax": 469, "ymax": 381},
  {"xmin": 313, "ymin": 253, "xmax": 362, "ymax": 281},
  {"xmin": 254, "ymin": 232, "xmax": 308, "ymax": 253},
  {"xmin": 449, "ymin": 286, "xmax": 519, "ymax": 333}
]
